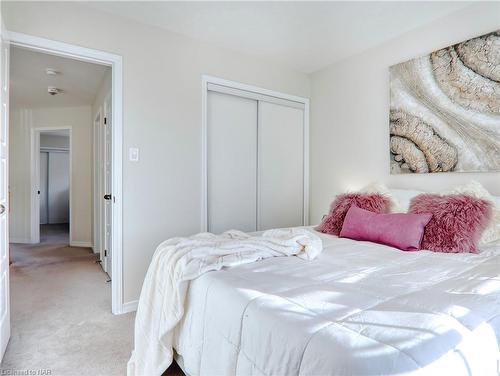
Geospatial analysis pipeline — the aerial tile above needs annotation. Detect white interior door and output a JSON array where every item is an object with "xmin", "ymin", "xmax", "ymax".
[
  {"xmin": 93, "ymin": 113, "xmax": 101, "ymax": 255},
  {"xmin": 39, "ymin": 152, "xmax": 48, "ymax": 225},
  {"xmin": 98, "ymin": 116, "xmax": 105, "ymax": 265},
  {"xmin": 0, "ymin": 33, "xmax": 10, "ymax": 361},
  {"xmin": 103, "ymin": 95, "xmax": 112, "ymax": 277},
  {"xmin": 258, "ymin": 101, "xmax": 304, "ymax": 230},
  {"xmin": 47, "ymin": 151, "xmax": 69, "ymax": 224},
  {"xmin": 207, "ymin": 91, "xmax": 258, "ymax": 233}
]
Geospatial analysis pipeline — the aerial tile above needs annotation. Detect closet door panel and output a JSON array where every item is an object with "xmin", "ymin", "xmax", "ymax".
[
  {"xmin": 258, "ymin": 102, "xmax": 304, "ymax": 230},
  {"xmin": 39, "ymin": 152, "xmax": 48, "ymax": 225},
  {"xmin": 208, "ymin": 91, "xmax": 257, "ymax": 233},
  {"xmin": 48, "ymin": 152, "xmax": 70, "ymax": 224}
]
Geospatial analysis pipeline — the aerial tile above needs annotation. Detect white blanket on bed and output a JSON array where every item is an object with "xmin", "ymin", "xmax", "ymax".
[
  {"xmin": 127, "ymin": 228, "xmax": 322, "ymax": 376},
  {"xmin": 175, "ymin": 232, "xmax": 500, "ymax": 376}
]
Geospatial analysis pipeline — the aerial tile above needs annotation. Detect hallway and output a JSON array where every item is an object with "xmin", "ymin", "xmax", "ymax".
[{"xmin": 1, "ymin": 225, "xmax": 135, "ymax": 375}]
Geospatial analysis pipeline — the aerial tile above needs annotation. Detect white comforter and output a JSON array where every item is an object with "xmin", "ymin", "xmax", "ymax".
[
  {"xmin": 174, "ymin": 230, "xmax": 500, "ymax": 376},
  {"xmin": 128, "ymin": 228, "xmax": 322, "ymax": 376}
]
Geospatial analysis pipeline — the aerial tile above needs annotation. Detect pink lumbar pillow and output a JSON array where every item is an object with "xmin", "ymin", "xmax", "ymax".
[
  {"xmin": 316, "ymin": 193, "xmax": 392, "ymax": 236},
  {"xmin": 340, "ymin": 205, "xmax": 432, "ymax": 251},
  {"xmin": 409, "ymin": 194, "xmax": 492, "ymax": 253}
]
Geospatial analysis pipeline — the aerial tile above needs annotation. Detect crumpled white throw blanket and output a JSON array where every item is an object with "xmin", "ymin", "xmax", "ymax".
[{"xmin": 127, "ymin": 228, "xmax": 322, "ymax": 376}]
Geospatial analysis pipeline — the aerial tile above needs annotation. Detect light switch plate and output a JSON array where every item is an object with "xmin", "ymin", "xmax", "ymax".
[{"xmin": 129, "ymin": 147, "xmax": 139, "ymax": 162}]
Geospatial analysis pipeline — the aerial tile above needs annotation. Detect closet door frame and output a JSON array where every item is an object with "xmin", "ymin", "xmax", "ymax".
[
  {"xmin": 30, "ymin": 126, "xmax": 72, "ymax": 244},
  {"xmin": 201, "ymin": 75, "xmax": 310, "ymax": 232}
]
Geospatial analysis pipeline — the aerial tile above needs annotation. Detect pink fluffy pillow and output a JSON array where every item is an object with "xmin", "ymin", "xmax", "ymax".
[
  {"xmin": 409, "ymin": 194, "xmax": 492, "ymax": 253},
  {"xmin": 317, "ymin": 193, "xmax": 392, "ymax": 235},
  {"xmin": 340, "ymin": 206, "xmax": 432, "ymax": 251}
]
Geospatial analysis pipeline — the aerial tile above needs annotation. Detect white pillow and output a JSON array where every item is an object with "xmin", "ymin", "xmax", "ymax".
[
  {"xmin": 494, "ymin": 196, "xmax": 500, "ymax": 207},
  {"xmin": 359, "ymin": 182, "xmax": 419, "ymax": 213},
  {"xmin": 389, "ymin": 188, "xmax": 425, "ymax": 212},
  {"xmin": 449, "ymin": 181, "xmax": 500, "ymax": 245}
]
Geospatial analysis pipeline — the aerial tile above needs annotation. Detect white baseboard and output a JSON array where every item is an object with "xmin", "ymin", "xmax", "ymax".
[
  {"xmin": 9, "ymin": 238, "xmax": 32, "ymax": 244},
  {"xmin": 70, "ymin": 241, "xmax": 93, "ymax": 248},
  {"xmin": 121, "ymin": 300, "xmax": 138, "ymax": 314}
]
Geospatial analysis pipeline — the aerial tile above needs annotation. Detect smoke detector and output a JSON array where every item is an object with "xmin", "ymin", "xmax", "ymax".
[
  {"xmin": 48, "ymin": 86, "xmax": 62, "ymax": 96},
  {"xmin": 45, "ymin": 68, "xmax": 60, "ymax": 76}
]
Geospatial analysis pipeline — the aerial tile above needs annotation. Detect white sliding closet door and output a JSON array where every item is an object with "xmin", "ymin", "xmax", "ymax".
[
  {"xmin": 207, "ymin": 91, "xmax": 258, "ymax": 233},
  {"xmin": 39, "ymin": 152, "xmax": 49, "ymax": 225},
  {"xmin": 47, "ymin": 152, "xmax": 70, "ymax": 224},
  {"xmin": 258, "ymin": 102, "xmax": 304, "ymax": 230}
]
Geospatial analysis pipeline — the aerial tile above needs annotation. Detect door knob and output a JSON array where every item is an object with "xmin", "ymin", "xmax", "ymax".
[
  {"xmin": 0, "ymin": 204, "xmax": 5, "ymax": 215},
  {"xmin": 104, "ymin": 194, "xmax": 112, "ymax": 200}
]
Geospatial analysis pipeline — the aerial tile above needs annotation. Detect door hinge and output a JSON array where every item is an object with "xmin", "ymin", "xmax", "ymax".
[
  {"xmin": 104, "ymin": 249, "xmax": 107, "ymax": 257},
  {"xmin": 104, "ymin": 117, "xmax": 107, "ymax": 125}
]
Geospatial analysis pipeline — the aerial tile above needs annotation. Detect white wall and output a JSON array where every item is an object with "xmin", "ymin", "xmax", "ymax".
[
  {"xmin": 9, "ymin": 109, "xmax": 31, "ymax": 243},
  {"xmin": 310, "ymin": 2, "xmax": 500, "ymax": 224},
  {"xmin": 9, "ymin": 106, "xmax": 92, "ymax": 244},
  {"xmin": 2, "ymin": 1, "xmax": 310, "ymax": 304}
]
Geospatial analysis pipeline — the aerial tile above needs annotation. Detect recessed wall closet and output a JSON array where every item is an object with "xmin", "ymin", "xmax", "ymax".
[{"xmin": 204, "ymin": 79, "xmax": 309, "ymax": 233}]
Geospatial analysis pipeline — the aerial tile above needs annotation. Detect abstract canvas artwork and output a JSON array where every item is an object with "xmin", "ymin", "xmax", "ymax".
[{"xmin": 389, "ymin": 31, "xmax": 500, "ymax": 174}]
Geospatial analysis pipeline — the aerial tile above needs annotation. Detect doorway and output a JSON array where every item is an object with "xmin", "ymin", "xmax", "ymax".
[
  {"xmin": 0, "ymin": 30, "xmax": 127, "ymax": 367},
  {"xmin": 32, "ymin": 128, "xmax": 71, "ymax": 245},
  {"xmin": 38, "ymin": 129, "xmax": 71, "ymax": 244},
  {"xmin": 5, "ymin": 32, "xmax": 124, "ymax": 315}
]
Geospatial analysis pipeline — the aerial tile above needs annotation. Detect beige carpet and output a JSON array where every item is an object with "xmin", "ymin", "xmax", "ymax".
[{"xmin": 1, "ymin": 224, "xmax": 135, "ymax": 376}]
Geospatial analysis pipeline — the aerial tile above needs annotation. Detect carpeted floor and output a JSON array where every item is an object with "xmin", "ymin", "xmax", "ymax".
[
  {"xmin": 1, "ymin": 224, "xmax": 185, "ymax": 376},
  {"xmin": 1, "ymin": 224, "xmax": 135, "ymax": 376}
]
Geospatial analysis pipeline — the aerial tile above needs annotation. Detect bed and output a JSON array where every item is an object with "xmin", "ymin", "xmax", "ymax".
[{"xmin": 172, "ymin": 230, "xmax": 500, "ymax": 375}]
